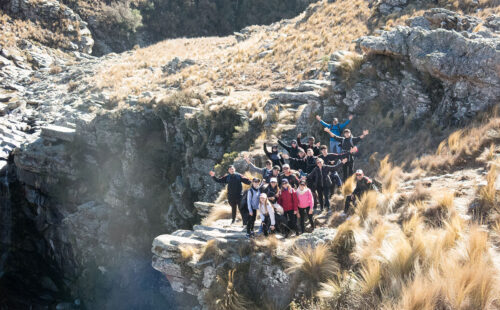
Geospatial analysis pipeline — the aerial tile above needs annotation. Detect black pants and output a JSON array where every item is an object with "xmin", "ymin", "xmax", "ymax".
[
  {"xmin": 247, "ymin": 210, "xmax": 257, "ymax": 234},
  {"xmin": 284, "ymin": 210, "xmax": 298, "ymax": 236},
  {"xmin": 298, "ymin": 207, "xmax": 315, "ymax": 233},
  {"xmin": 307, "ymin": 179, "xmax": 319, "ymax": 208},
  {"xmin": 262, "ymin": 214, "xmax": 272, "ymax": 236},
  {"xmin": 342, "ymin": 160, "xmax": 354, "ymax": 181},
  {"xmin": 330, "ymin": 173, "xmax": 342, "ymax": 197},
  {"xmin": 316, "ymin": 186, "xmax": 330, "ymax": 210},
  {"xmin": 275, "ymin": 214, "xmax": 287, "ymax": 233},
  {"xmin": 229, "ymin": 200, "xmax": 247, "ymax": 224},
  {"xmin": 344, "ymin": 195, "xmax": 355, "ymax": 213}
]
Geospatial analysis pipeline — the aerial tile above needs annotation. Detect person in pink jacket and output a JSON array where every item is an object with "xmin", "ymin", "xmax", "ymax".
[{"xmin": 296, "ymin": 180, "xmax": 315, "ymax": 233}]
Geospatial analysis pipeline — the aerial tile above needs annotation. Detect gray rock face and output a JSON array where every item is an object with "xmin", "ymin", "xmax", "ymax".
[
  {"xmin": 357, "ymin": 12, "xmax": 499, "ymax": 123},
  {"xmin": 6, "ymin": 0, "xmax": 94, "ymax": 54}
]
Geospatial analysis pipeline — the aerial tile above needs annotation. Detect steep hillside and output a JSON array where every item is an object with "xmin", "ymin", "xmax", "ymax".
[{"xmin": 0, "ymin": 0, "xmax": 499, "ymax": 309}]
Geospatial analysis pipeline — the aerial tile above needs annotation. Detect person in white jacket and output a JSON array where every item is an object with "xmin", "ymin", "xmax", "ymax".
[{"xmin": 258, "ymin": 193, "xmax": 275, "ymax": 236}]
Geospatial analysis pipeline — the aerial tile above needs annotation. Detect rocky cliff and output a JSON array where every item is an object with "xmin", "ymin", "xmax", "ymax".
[{"xmin": 0, "ymin": 1, "xmax": 499, "ymax": 309}]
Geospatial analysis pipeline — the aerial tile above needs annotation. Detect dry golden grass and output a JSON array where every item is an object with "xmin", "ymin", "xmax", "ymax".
[
  {"xmin": 203, "ymin": 204, "xmax": 233, "ymax": 225},
  {"xmin": 214, "ymin": 269, "xmax": 254, "ymax": 310},
  {"xmin": 472, "ymin": 159, "xmax": 500, "ymax": 220},
  {"xmin": 286, "ymin": 244, "xmax": 339, "ymax": 295},
  {"xmin": 421, "ymin": 191, "xmax": 455, "ymax": 227},
  {"xmin": 414, "ymin": 117, "xmax": 500, "ymax": 172},
  {"xmin": 200, "ymin": 239, "xmax": 225, "ymax": 265},
  {"xmin": 179, "ymin": 245, "xmax": 198, "ymax": 262},
  {"xmin": 341, "ymin": 175, "xmax": 357, "ymax": 197},
  {"xmin": 355, "ymin": 191, "xmax": 379, "ymax": 223}
]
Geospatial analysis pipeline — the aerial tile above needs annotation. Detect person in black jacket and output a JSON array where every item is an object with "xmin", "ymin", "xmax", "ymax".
[
  {"xmin": 297, "ymin": 133, "xmax": 320, "ymax": 156},
  {"xmin": 307, "ymin": 157, "xmax": 348, "ymax": 211},
  {"xmin": 344, "ymin": 169, "xmax": 375, "ymax": 213},
  {"xmin": 263, "ymin": 143, "xmax": 284, "ymax": 168},
  {"xmin": 278, "ymin": 164, "xmax": 300, "ymax": 188},
  {"xmin": 210, "ymin": 166, "xmax": 251, "ymax": 224},
  {"xmin": 324, "ymin": 127, "xmax": 369, "ymax": 181},
  {"xmin": 278, "ymin": 139, "xmax": 301, "ymax": 169},
  {"xmin": 282, "ymin": 149, "xmax": 317, "ymax": 174},
  {"xmin": 318, "ymin": 145, "xmax": 344, "ymax": 194}
]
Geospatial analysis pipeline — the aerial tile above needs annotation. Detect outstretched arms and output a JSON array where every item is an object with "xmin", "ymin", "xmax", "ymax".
[
  {"xmin": 244, "ymin": 156, "xmax": 264, "ymax": 176},
  {"xmin": 209, "ymin": 171, "xmax": 227, "ymax": 183},
  {"xmin": 263, "ymin": 143, "xmax": 271, "ymax": 157},
  {"xmin": 323, "ymin": 128, "xmax": 343, "ymax": 142},
  {"xmin": 278, "ymin": 139, "xmax": 291, "ymax": 152},
  {"xmin": 352, "ymin": 130, "xmax": 370, "ymax": 144}
]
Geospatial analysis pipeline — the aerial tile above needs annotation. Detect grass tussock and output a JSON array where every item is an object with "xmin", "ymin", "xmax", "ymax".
[
  {"xmin": 200, "ymin": 239, "xmax": 226, "ymax": 265},
  {"xmin": 203, "ymin": 204, "xmax": 232, "ymax": 225},
  {"xmin": 471, "ymin": 160, "xmax": 499, "ymax": 221},
  {"xmin": 421, "ymin": 191, "xmax": 455, "ymax": 227},
  {"xmin": 286, "ymin": 244, "xmax": 338, "ymax": 296},
  {"xmin": 414, "ymin": 117, "xmax": 500, "ymax": 172}
]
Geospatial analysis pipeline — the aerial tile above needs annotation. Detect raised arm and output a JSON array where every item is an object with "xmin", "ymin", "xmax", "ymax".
[
  {"xmin": 263, "ymin": 143, "xmax": 271, "ymax": 157},
  {"xmin": 352, "ymin": 130, "xmax": 369, "ymax": 144},
  {"xmin": 240, "ymin": 175, "xmax": 251, "ymax": 185},
  {"xmin": 247, "ymin": 161, "xmax": 263, "ymax": 176},
  {"xmin": 296, "ymin": 133, "xmax": 308, "ymax": 150},
  {"xmin": 323, "ymin": 128, "xmax": 343, "ymax": 142},
  {"xmin": 278, "ymin": 139, "xmax": 291, "ymax": 152},
  {"xmin": 210, "ymin": 172, "xmax": 227, "ymax": 184},
  {"xmin": 324, "ymin": 158, "xmax": 348, "ymax": 172},
  {"xmin": 339, "ymin": 117, "xmax": 352, "ymax": 129}
]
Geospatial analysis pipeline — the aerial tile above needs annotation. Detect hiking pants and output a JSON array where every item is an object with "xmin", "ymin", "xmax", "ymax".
[
  {"xmin": 262, "ymin": 214, "xmax": 272, "ymax": 236},
  {"xmin": 247, "ymin": 210, "xmax": 257, "ymax": 234},
  {"xmin": 316, "ymin": 186, "xmax": 330, "ymax": 210},
  {"xmin": 298, "ymin": 207, "xmax": 315, "ymax": 233},
  {"xmin": 284, "ymin": 210, "xmax": 298, "ymax": 236},
  {"xmin": 342, "ymin": 160, "xmax": 354, "ymax": 181}
]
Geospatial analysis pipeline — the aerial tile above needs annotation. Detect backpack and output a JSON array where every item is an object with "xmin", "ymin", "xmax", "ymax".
[{"xmin": 240, "ymin": 189, "xmax": 249, "ymax": 211}]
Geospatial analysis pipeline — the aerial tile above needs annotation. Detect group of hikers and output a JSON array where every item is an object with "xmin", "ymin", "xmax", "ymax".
[{"xmin": 209, "ymin": 114, "xmax": 375, "ymax": 238}]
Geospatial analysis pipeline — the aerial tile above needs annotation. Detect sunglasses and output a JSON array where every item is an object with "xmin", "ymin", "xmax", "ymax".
[{"xmin": 283, "ymin": 167, "xmax": 289, "ymax": 170}]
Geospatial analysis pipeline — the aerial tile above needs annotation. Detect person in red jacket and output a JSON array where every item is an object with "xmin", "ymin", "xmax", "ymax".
[{"xmin": 278, "ymin": 179, "xmax": 299, "ymax": 237}]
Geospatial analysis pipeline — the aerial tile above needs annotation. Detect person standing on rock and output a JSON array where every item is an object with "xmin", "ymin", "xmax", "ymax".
[
  {"xmin": 246, "ymin": 178, "xmax": 262, "ymax": 237},
  {"xmin": 278, "ymin": 179, "xmax": 299, "ymax": 237},
  {"xmin": 344, "ymin": 170, "xmax": 375, "ymax": 214},
  {"xmin": 278, "ymin": 139, "xmax": 301, "ymax": 170},
  {"xmin": 316, "ymin": 115, "xmax": 353, "ymax": 153},
  {"xmin": 324, "ymin": 127, "xmax": 369, "ymax": 181},
  {"xmin": 307, "ymin": 157, "xmax": 348, "ymax": 211},
  {"xmin": 296, "ymin": 180, "xmax": 316, "ymax": 234},
  {"xmin": 244, "ymin": 156, "xmax": 273, "ymax": 183},
  {"xmin": 258, "ymin": 193, "xmax": 275, "ymax": 237},
  {"xmin": 263, "ymin": 143, "xmax": 284, "ymax": 169},
  {"xmin": 210, "ymin": 166, "xmax": 251, "ymax": 225},
  {"xmin": 297, "ymin": 133, "xmax": 321, "ymax": 156}
]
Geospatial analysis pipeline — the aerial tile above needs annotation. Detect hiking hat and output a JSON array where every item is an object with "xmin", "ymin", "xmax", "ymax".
[
  {"xmin": 270, "ymin": 177, "xmax": 278, "ymax": 183},
  {"xmin": 283, "ymin": 164, "xmax": 290, "ymax": 169},
  {"xmin": 291, "ymin": 140, "xmax": 297, "ymax": 145},
  {"xmin": 273, "ymin": 165, "xmax": 280, "ymax": 171},
  {"xmin": 355, "ymin": 169, "xmax": 364, "ymax": 176},
  {"xmin": 299, "ymin": 180, "xmax": 306, "ymax": 185},
  {"xmin": 298, "ymin": 148, "xmax": 305, "ymax": 153},
  {"xmin": 281, "ymin": 178, "xmax": 289, "ymax": 184},
  {"xmin": 252, "ymin": 177, "xmax": 260, "ymax": 182}
]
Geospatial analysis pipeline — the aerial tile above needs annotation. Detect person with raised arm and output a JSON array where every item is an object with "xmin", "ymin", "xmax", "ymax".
[
  {"xmin": 296, "ymin": 133, "xmax": 320, "ymax": 156},
  {"xmin": 278, "ymin": 139, "xmax": 302, "ymax": 169},
  {"xmin": 263, "ymin": 143, "xmax": 284, "ymax": 169},
  {"xmin": 210, "ymin": 166, "xmax": 251, "ymax": 224},
  {"xmin": 324, "ymin": 127, "xmax": 369, "ymax": 181},
  {"xmin": 316, "ymin": 114, "xmax": 353, "ymax": 153},
  {"xmin": 307, "ymin": 157, "xmax": 348, "ymax": 211},
  {"xmin": 244, "ymin": 155, "xmax": 273, "ymax": 183}
]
